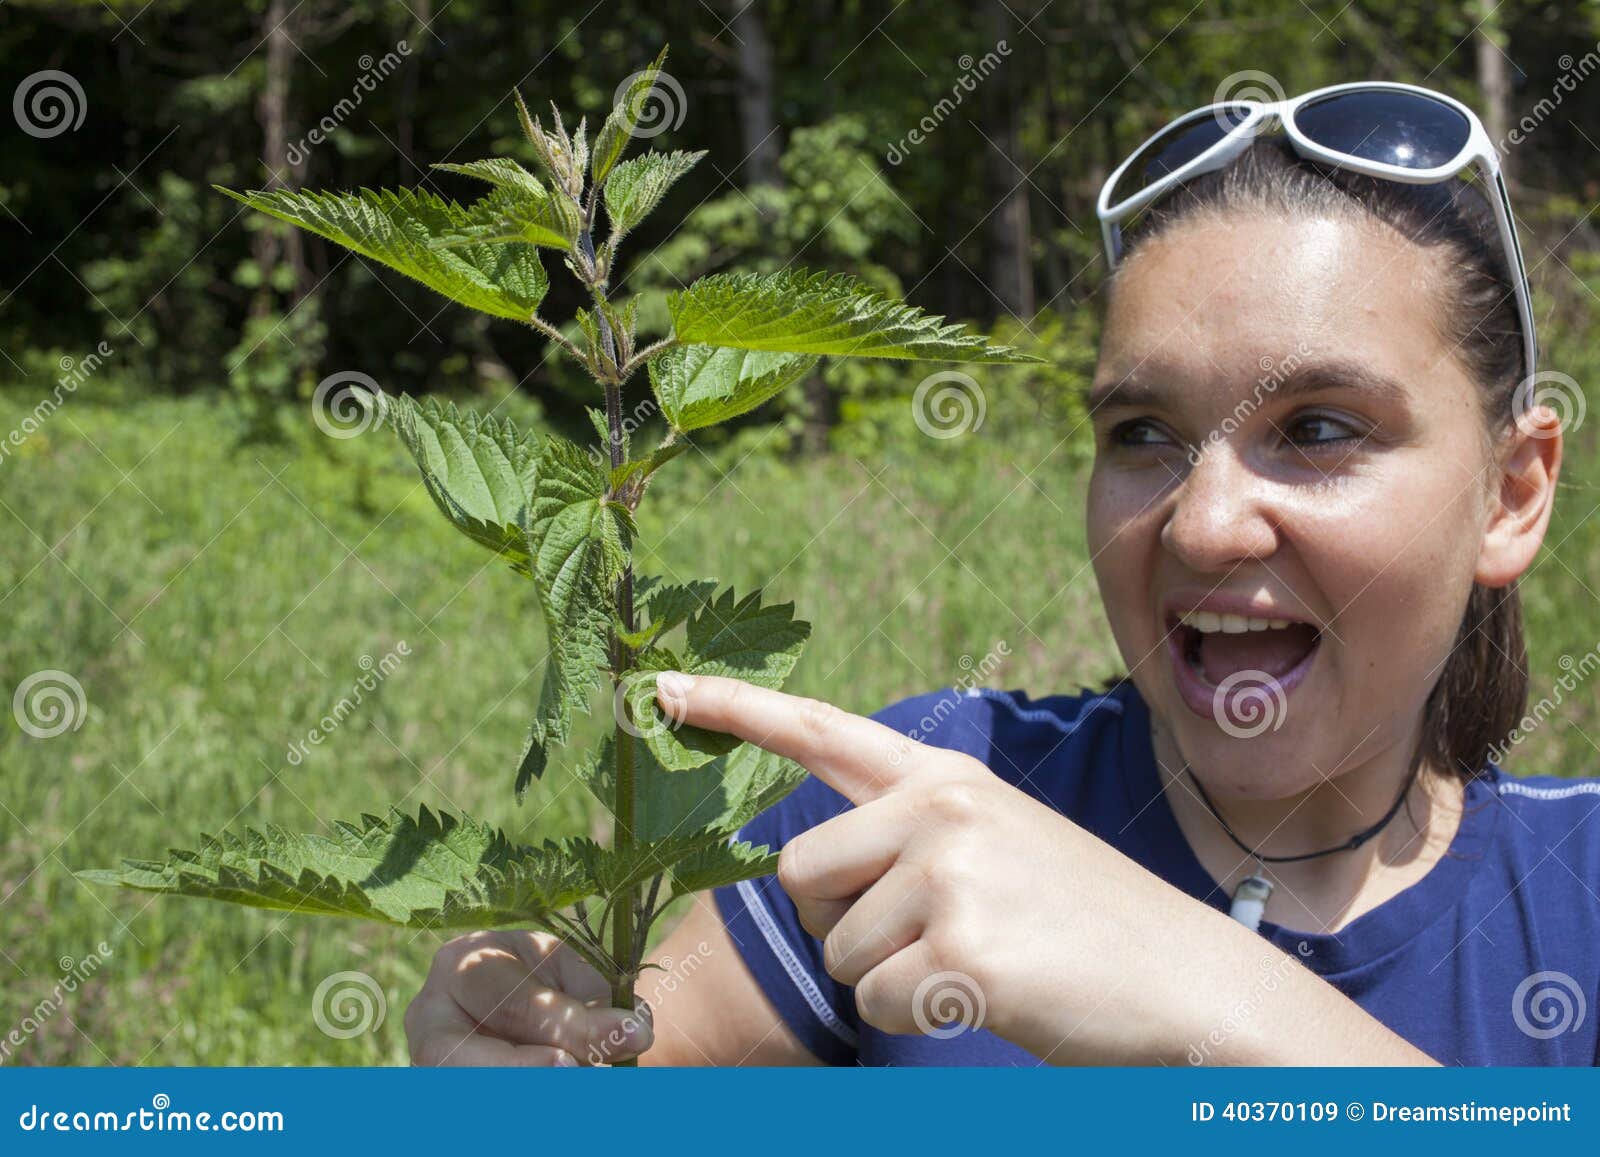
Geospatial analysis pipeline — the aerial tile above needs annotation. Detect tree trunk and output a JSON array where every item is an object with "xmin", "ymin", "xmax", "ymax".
[
  {"xmin": 397, "ymin": 0, "xmax": 432, "ymax": 167},
  {"xmin": 728, "ymin": 0, "xmax": 782, "ymax": 189},
  {"xmin": 981, "ymin": 0, "xmax": 1034, "ymax": 319},
  {"xmin": 253, "ymin": 0, "xmax": 306, "ymax": 312},
  {"xmin": 726, "ymin": 0, "xmax": 829, "ymax": 454},
  {"xmin": 1474, "ymin": 0, "xmax": 1512, "ymax": 183}
]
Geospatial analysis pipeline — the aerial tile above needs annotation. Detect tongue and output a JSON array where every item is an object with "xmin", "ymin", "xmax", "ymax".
[{"xmin": 1198, "ymin": 624, "xmax": 1317, "ymax": 684}]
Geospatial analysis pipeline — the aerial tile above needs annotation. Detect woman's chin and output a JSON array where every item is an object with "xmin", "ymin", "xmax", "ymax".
[{"xmin": 1164, "ymin": 723, "xmax": 1336, "ymax": 800}]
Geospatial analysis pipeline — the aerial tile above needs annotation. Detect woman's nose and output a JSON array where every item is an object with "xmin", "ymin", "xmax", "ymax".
[{"xmin": 1159, "ymin": 444, "xmax": 1280, "ymax": 571}]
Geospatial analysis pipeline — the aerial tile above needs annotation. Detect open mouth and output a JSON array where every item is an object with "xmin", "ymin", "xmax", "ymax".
[
  {"xmin": 1171, "ymin": 610, "xmax": 1321, "ymax": 687},
  {"xmin": 1164, "ymin": 607, "xmax": 1323, "ymax": 725}
]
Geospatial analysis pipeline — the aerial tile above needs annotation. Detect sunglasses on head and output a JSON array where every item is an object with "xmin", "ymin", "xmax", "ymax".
[{"xmin": 1096, "ymin": 81, "xmax": 1537, "ymax": 381}]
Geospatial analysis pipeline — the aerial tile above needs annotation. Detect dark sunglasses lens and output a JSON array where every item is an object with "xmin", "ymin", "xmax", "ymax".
[
  {"xmin": 1295, "ymin": 90, "xmax": 1470, "ymax": 169},
  {"xmin": 1108, "ymin": 105, "xmax": 1251, "ymax": 209}
]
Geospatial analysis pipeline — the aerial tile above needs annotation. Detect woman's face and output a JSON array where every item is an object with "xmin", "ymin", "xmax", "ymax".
[{"xmin": 1086, "ymin": 212, "xmax": 1505, "ymax": 799}]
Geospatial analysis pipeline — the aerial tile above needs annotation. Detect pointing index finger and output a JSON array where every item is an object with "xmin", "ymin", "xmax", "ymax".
[{"xmin": 654, "ymin": 671, "xmax": 918, "ymax": 805}]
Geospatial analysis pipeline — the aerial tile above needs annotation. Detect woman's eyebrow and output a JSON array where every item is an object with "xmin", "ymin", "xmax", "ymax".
[{"xmin": 1087, "ymin": 358, "xmax": 1410, "ymax": 412}]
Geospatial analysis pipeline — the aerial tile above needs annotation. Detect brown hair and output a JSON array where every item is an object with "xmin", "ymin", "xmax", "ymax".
[{"xmin": 1109, "ymin": 134, "xmax": 1530, "ymax": 780}]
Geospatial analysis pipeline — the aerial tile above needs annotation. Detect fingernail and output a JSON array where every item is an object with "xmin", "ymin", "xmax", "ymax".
[
  {"xmin": 655, "ymin": 670, "xmax": 693, "ymax": 702},
  {"xmin": 554, "ymin": 1050, "xmax": 580, "ymax": 1067},
  {"xmin": 597, "ymin": 1008, "xmax": 653, "ymax": 1057}
]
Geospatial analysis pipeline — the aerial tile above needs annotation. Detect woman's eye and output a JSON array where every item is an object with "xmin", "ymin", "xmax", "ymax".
[
  {"xmin": 1109, "ymin": 418, "xmax": 1177, "ymax": 448},
  {"xmin": 1283, "ymin": 412, "xmax": 1363, "ymax": 448}
]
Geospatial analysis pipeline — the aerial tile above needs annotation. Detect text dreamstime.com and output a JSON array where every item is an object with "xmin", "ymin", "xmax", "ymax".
[{"xmin": 17, "ymin": 1095, "xmax": 284, "ymax": 1133}]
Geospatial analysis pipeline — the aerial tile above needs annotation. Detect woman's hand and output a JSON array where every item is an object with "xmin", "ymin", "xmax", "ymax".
[
  {"xmin": 404, "ymin": 930, "xmax": 652, "ymax": 1066},
  {"xmin": 654, "ymin": 671, "xmax": 1435, "ymax": 1066}
]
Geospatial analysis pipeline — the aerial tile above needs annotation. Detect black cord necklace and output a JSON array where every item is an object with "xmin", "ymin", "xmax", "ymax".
[
  {"xmin": 1183, "ymin": 752, "xmax": 1424, "ymax": 931},
  {"xmin": 1184, "ymin": 752, "xmax": 1422, "ymax": 864}
]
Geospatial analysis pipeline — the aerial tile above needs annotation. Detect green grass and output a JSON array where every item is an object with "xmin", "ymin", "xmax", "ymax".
[{"xmin": 2, "ymin": 380, "xmax": 1597, "ymax": 1065}]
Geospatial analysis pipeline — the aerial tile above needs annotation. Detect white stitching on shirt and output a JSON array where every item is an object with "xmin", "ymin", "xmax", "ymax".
[
  {"xmin": 734, "ymin": 876, "xmax": 860, "ymax": 1049},
  {"xmin": 1498, "ymin": 780, "xmax": 1600, "ymax": 800},
  {"xmin": 970, "ymin": 686, "xmax": 1124, "ymax": 731}
]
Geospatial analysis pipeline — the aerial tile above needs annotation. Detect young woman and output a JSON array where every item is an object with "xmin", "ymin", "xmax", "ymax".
[{"xmin": 403, "ymin": 84, "xmax": 1599, "ymax": 1067}]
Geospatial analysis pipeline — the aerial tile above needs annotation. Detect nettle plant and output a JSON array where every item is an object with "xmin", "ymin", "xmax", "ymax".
[{"xmin": 85, "ymin": 51, "xmax": 1031, "ymax": 1059}]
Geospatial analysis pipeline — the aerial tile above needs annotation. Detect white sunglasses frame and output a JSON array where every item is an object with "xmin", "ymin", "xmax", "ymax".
[{"xmin": 1096, "ymin": 80, "xmax": 1537, "ymax": 381}]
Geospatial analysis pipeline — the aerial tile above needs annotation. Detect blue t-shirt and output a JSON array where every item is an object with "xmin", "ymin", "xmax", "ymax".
[{"xmin": 712, "ymin": 679, "xmax": 1600, "ymax": 1066}]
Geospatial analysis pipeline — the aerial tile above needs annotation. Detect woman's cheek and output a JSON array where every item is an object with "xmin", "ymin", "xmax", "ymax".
[
  {"xmin": 1086, "ymin": 467, "xmax": 1162, "ymax": 646},
  {"xmin": 1292, "ymin": 476, "xmax": 1478, "ymax": 718}
]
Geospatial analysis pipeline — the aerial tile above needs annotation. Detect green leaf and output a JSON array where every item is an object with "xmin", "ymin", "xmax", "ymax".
[
  {"xmin": 379, "ymin": 393, "xmax": 540, "ymax": 571},
  {"xmin": 632, "ymin": 586, "xmax": 810, "ymax": 770},
  {"xmin": 617, "ymin": 577, "xmax": 715, "ymax": 650},
  {"xmin": 649, "ymin": 344, "xmax": 817, "ymax": 432},
  {"xmin": 578, "ymin": 733, "xmax": 805, "ymax": 845},
  {"xmin": 680, "ymin": 586, "xmax": 810, "ymax": 681},
  {"xmin": 667, "ymin": 839, "xmax": 782, "ymax": 899},
  {"xmin": 591, "ymin": 47, "xmax": 670, "ymax": 186},
  {"xmin": 376, "ymin": 397, "xmax": 626, "ymax": 795},
  {"xmin": 586, "ymin": 406, "xmax": 613, "ymax": 450},
  {"xmin": 607, "ymin": 441, "xmax": 687, "ymax": 494},
  {"xmin": 79, "ymin": 807, "xmax": 598, "ymax": 930},
  {"xmin": 430, "ymin": 158, "xmax": 549, "ymax": 198},
  {"xmin": 573, "ymin": 307, "xmax": 611, "ymax": 372},
  {"xmin": 217, "ymin": 186, "xmax": 548, "ymax": 322},
  {"xmin": 642, "ymin": 578, "xmax": 720, "ymax": 635},
  {"xmin": 604, "ymin": 150, "xmax": 705, "ymax": 237},
  {"xmin": 433, "ymin": 184, "xmax": 583, "ymax": 251},
  {"xmin": 515, "ymin": 436, "xmax": 631, "ymax": 798},
  {"xmin": 668, "ymin": 269, "xmax": 1042, "ymax": 362}
]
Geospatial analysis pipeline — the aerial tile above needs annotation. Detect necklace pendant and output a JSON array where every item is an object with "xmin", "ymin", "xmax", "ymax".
[{"xmin": 1228, "ymin": 874, "xmax": 1274, "ymax": 933}]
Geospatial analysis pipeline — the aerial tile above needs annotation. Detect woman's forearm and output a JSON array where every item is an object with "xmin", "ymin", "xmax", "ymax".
[{"xmin": 1020, "ymin": 901, "xmax": 1439, "ymax": 1066}]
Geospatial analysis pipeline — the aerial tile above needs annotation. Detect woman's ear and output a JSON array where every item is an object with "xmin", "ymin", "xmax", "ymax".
[{"xmin": 1476, "ymin": 406, "xmax": 1563, "ymax": 589}]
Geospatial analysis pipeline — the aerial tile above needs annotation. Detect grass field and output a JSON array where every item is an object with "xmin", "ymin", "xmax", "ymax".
[{"xmin": 2, "ymin": 380, "xmax": 1598, "ymax": 1065}]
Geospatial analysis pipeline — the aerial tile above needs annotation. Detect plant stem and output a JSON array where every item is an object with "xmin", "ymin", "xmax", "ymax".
[
  {"xmin": 528, "ymin": 314, "xmax": 587, "ymax": 363},
  {"xmin": 591, "ymin": 216, "xmax": 641, "ymax": 1061},
  {"xmin": 620, "ymin": 336, "xmax": 679, "ymax": 379},
  {"xmin": 606, "ymin": 369, "xmax": 640, "ymax": 1064}
]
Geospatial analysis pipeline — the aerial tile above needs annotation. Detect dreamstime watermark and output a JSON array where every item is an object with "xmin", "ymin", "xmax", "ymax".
[
  {"xmin": 312, "ymin": 970, "xmax": 387, "ymax": 1039},
  {"xmin": 612, "ymin": 67, "xmax": 686, "ymax": 139},
  {"xmin": 585, "ymin": 941, "xmax": 711, "ymax": 1065},
  {"xmin": 1, "ymin": 943, "xmax": 113, "ymax": 1064},
  {"xmin": 912, "ymin": 370, "xmax": 986, "ymax": 439},
  {"xmin": 17, "ymin": 1094, "xmax": 285, "ymax": 1133},
  {"xmin": 1511, "ymin": 970, "xmax": 1587, "ymax": 1040},
  {"xmin": 1501, "ymin": 42, "xmax": 1600, "ymax": 153},
  {"xmin": 0, "ymin": 341, "xmax": 115, "ymax": 467},
  {"xmin": 1185, "ymin": 942, "xmax": 1312, "ymax": 1064},
  {"xmin": 13, "ymin": 70, "xmax": 86, "ymax": 138},
  {"xmin": 286, "ymin": 43, "xmax": 412, "ymax": 166},
  {"xmin": 1187, "ymin": 340, "xmax": 1313, "ymax": 466},
  {"xmin": 1488, "ymin": 643, "xmax": 1600, "ymax": 766},
  {"xmin": 911, "ymin": 970, "xmax": 987, "ymax": 1039},
  {"xmin": 887, "ymin": 641, "xmax": 1012, "ymax": 765},
  {"xmin": 587, "ymin": 395, "xmax": 659, "ymax": 468},
  {"xmin": 286, "ymin": 642, "xmax": 410, "ymax": 766},
  {"xmin": 12, "ymin": 670, "xmax": 87, "ymax": 739},
  {"xmin": 1512, "ymin": 370, "xmax": 1584, "ymax": 440},
  {"xmin": 885, "ymin": 43, "xmax": 1011, "ymax": 165},
  {"xmin": 311, "ymin": 371, "xmax": 384, "ymax": 439},
  {"xmin": 1211, "ymin": 668, "xmax": 1288, "ymax": 739},
  {"xmin": 613, "ymin": 670, "xmax": 684, "ymax": 742},
  {"xmin": 1212, "ymin": 71, "xmax": 1285, "ymax": 129}
]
